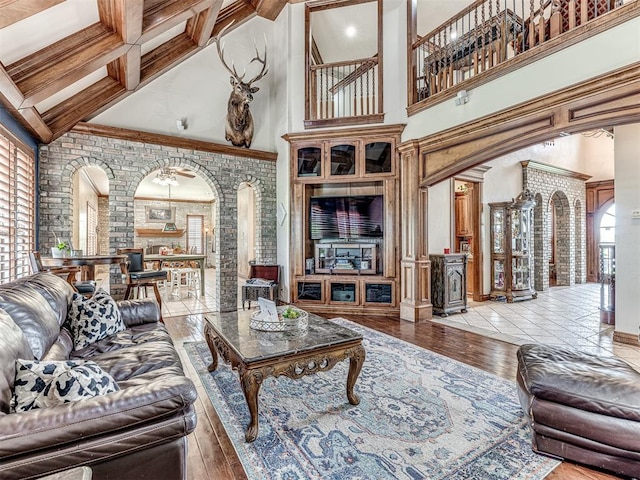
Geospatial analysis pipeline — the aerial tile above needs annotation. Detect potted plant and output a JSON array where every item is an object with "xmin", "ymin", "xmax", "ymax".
[{"xmin": 51, "ymin": 240, "xmax": 70, "ymax": 258}]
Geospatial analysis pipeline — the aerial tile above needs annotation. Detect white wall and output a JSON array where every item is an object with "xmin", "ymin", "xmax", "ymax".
[
  {"xmin": 428, "ymin": 180, "xmax": 452, "ymax": 254},
  {"xmin": 403, "ymin": 17, "xmax": 640, "ymax": 141},
  {"xmin": 92, "ymin": 18, "xmax": 277, "ymax": 151},
  {"xmin": 613, "ymin": 124, "xmax": 640, "ymax": 336}
]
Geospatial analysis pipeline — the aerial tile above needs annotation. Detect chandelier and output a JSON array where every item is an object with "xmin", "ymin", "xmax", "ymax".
[{"xmin": 153, "ymin": 168, "xmax": 179, "ymax": 186}]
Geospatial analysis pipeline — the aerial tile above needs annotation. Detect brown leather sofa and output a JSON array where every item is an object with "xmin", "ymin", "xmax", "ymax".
[
  {"xmin": 517, "ymin": 343, "xmax": 640, "ymax": 477},
  {"xmin": 0, "ymin": 272, "xmax": 197, "ymax": 480}
]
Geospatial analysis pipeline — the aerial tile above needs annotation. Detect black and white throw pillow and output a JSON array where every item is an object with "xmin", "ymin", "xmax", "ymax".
[
  {"xmin": 10, "ymin": 359, "xmax": 119, "ymax": 412},
  {"xmin": 66, "ymin": 288, "xmax": 125, "ymax": 350}
]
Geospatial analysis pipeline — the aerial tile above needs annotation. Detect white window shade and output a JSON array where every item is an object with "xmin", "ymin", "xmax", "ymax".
[{"xmin": 186, "ymin": 215, "xmax": 204, "ymax": 255}]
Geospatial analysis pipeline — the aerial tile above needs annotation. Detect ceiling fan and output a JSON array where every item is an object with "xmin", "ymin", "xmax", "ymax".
[{"xmin": 172, "ymin": 167, "xmax": 195, "ymax": 178}]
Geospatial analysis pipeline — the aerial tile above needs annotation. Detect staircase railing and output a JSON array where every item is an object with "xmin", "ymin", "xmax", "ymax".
[
  {"xmin": 410, "ymin": 0, "xmax": 626, "ymax": 105},
  {"xmin": 308, "ymin": 56, "xmax": 379, "ymax": 122}
]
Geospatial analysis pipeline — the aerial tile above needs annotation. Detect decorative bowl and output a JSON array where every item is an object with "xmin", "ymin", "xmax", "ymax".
[{"xmin": 250, "ymin": 306, "xmax": 309, "ymax": 332}]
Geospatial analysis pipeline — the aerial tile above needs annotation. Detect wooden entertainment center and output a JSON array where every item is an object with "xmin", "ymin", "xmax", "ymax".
[{"xmin": 284, "ymin": 124, "xmax": 404, "ymax": 316}]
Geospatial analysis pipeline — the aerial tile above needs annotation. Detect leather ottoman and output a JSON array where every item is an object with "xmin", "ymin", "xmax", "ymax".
[{"xmin": 516, "ymin": 343, "xmax": 640, "ymax": 478}]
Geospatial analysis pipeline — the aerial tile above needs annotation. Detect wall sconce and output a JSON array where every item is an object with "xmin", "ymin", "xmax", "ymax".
[{"xmin": 455, "ymin": 90, "xmax": 469, "ymax": 106}]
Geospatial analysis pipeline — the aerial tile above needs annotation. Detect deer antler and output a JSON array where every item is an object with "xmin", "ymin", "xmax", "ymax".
[
  {"xmin": 246, "ymin": 38, "xmax": 269, "ymax": 87},
  {"xmin": 213, "ymin": 21, "xmax": 245, "ymax": 82},
  {"xmin": 213, "ymin": 21, "xmax": 268, "ymax": 86}
]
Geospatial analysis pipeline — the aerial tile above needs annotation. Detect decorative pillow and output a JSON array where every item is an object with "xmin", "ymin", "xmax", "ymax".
[
  {"xmin": 66, "ymin": 289, "xmax": 125, "ymax": 350},
  {"xmin": 10, "ymin": 359, "xmax": 119, "ymax": 412}
]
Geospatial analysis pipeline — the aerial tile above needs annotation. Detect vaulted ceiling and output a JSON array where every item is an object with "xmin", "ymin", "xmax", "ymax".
[{"xmin": 0, "ymin": 0, "xmax": 288, "ymax": 144}]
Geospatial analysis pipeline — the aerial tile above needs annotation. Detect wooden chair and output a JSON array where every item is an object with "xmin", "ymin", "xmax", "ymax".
[
  {"xmin": 117, "ymin": 248, "xmax": 168, "ymax": 312},
  {"xmin": 29, "ymin": 251, "xmax": 96, "ymax": 297}
]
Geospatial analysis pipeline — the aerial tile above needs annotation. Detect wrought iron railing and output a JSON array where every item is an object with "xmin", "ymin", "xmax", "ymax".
[
  {"xmin": 308, "ymin": 57, "xmax": 379, "ymax": 121},
  {"xmin": 411, "ymin": 0, "xmax": 627, "ymax": 105}
]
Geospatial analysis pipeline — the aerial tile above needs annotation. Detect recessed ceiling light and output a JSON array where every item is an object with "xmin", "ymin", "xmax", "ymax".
[{"xmin": 345, "ymin": 25, "xmax": 357, "ymax": 38}]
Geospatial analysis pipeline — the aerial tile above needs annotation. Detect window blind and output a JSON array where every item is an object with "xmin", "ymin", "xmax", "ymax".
[
  {"xmin": 0, "ymin": 126, "xmax": 35, "ymax": 283},
  {"xmin": 186, "ymin": 215, "xmax": 204, "ymax": 254}
]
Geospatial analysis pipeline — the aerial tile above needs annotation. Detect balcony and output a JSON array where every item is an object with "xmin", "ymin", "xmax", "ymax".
[{"xmin": 409, "ymin": 0, "xmax": 633, "ymax": 114}]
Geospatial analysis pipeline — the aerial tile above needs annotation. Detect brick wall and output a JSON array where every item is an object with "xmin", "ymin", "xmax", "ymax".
[
  {"xmin": 522, "ymin": 162, "xmax": 587, "ymax": 291},
  {"xmin": 38, "ymin": 132, "xmax": 277, "ymax": 312}
]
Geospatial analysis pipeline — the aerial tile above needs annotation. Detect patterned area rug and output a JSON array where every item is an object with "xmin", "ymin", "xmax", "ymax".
[{"xmin": 184, "ymin": 318, "xmax": 559, "ymax": 480}]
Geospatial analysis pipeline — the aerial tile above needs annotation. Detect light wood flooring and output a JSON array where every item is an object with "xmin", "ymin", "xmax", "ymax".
[{"xmin": 164, "ymin": 312, "xmax": 626, "ymax": 480}]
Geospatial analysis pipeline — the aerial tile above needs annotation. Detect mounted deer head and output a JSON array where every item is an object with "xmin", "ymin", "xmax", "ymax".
[{"xmin": 214, "ymin": 23, "xmax": 268, "ymax": 148}]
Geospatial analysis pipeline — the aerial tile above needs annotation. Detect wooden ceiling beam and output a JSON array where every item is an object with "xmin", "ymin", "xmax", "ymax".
[
  {"xmin": 0, "ymin": 62, "xmax": 24, "ymax": 108},
  {"xmin": 253, "ymin": 0, "xmax": 288, "ymax": 21},
  {"xmin": 139, "ymin": 0, "xmax": 216, "ymax": 44},
  {"xmin": 6, "ymin": 23, "xmax": 127, "ymax": 108},
  {"xmin": 139, "ymin": 33, "xmax": 199, "ymax": 84},
  {"xmin": 41, "ymin": 77, "xmax": 125, "ymax": 141},
  {"xmin": 186, "ymin": 0, "xmax": 223, "ymax": 47},
  {"xmin": 212, "ymin": 0, "xmax": 257, "ymax": 37},
  {"xmin": 16, "ymin": 106, "xmax": 53, "ymax": 143}
]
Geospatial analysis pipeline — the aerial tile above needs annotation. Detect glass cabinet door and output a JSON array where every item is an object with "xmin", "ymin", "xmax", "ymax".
[
  {"xmin": 297, "ymin": 146, "xmax": 322, "ymax": 177},
  {"xmin": 493, "ymin": 259, "xmax": 506, "ymax": 291},
  {"xmin": 330, "ymin": 144, "xmax": 356, "ymax": 176},
  {"xmin": 492, "ymin": 208, "xmax": 505, "ymax": 254},
  {"xmin": 365, "ymin": 142, "xmax": 392, "ymax": 174}
]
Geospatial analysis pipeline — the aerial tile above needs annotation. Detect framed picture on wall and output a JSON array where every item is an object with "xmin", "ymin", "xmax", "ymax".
[{"xmin": 145, "ymin": 206, "xmax": 175, "ymax": 223}]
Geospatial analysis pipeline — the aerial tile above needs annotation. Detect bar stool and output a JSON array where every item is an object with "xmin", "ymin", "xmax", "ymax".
[{"xmin": 117, "ymin": 248, "xmax": 168, "ymax": 316}]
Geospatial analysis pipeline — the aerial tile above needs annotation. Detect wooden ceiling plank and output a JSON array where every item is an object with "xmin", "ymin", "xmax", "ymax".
[
  {"xmin": 254, "ymin": 0, "xmax": 288, "ymax": 21},
  {"xmin": 139, "ymin": 0, "xmax": 215, "ymax": 44},
  {"xmin": 0, "ymin": 0, "xmax": 64, "ymax": 29},
  {"xmin": 186, "ymin": 0, "xmax": 223, "ymax": 47}
]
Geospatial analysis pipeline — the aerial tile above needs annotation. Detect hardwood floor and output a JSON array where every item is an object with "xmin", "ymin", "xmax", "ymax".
[{"xmin": 165, "ymin": 313, "xmax": 625, "ymax": 480}]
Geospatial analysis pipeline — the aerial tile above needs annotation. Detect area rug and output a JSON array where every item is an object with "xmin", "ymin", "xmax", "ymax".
[{"xmin": 184, "ymin": 318, "xmax": 559, "ymax": 480}]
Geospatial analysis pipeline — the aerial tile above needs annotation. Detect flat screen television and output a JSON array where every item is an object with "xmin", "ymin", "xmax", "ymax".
[{"xmin": 310, "ymin": 195, "xmax": 383, "ymax": 240}]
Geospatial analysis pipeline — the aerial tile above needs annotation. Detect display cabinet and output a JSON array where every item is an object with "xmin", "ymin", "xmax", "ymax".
[
  {"xmin": 429, "ymin": 254, "xmax": 467, "ymax": 316},
  {"xmin": 489, "ymin": 190, "xmax": 537, "ymax": 302},
  {"xmin": 315, "ymin": 243, "xmax": 377, "ymax": 274}
]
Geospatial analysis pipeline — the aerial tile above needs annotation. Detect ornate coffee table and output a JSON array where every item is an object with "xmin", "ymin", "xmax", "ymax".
[{"xmin": 203, "ymin": 310, "xmax": 365, "ymax": 442}]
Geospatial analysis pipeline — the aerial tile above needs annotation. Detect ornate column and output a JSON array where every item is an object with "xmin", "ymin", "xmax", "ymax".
[{"xmin": 398, "ymin": 141, "xmax": 432, "ymax": 321}]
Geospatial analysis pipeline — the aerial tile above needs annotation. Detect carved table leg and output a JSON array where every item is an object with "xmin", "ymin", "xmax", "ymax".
[
  {"xmin": 346, "ymin": 344, "xmax": 365, "ymax": 405},
  {"xmin": 240, "ymin": 368, "xmax": 264, "ymax": 442},
  {"xmin": 204, "ymin": 323, "xmax": 219, "ymax": 372}
]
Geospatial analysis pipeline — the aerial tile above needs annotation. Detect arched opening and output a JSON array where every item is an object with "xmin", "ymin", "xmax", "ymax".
[
  {"xmin": 237, "ymin": 182, "xmax": 257, "ymax": 279},
  {"xmin": 574, "ymin": 199, "xmax": 584, "ymax": 284},
  {"xmin": 72, "ymin": 165, "xmax": 109, "ymax": 287},
  {"xmin": 549, "ymin": 191, "xmax": 571, "ymax": 286},
  {"xmin": 533, "ymin": 193, "xmax": 545, "ymax": 291},
  {"xmin": 133, "ymin": 167, "xmax": 216, "ymax": 304}
]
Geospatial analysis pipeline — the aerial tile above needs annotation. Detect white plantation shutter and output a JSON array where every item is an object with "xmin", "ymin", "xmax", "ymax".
[
  {"xmin": 186, "ymin": 215, "xmax": 204, "ymax": 254},
  {"xmin": 0, "ymin": 126, "xmax": 35, "ymax": 283}
]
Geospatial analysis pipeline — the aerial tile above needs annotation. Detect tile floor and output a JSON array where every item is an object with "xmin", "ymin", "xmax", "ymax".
[{"xmin": 135, "ymin": 269, "xmax": 640, "ymax": 370}]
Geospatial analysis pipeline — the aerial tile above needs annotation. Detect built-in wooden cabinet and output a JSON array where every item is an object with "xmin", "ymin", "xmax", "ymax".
[
  {"xmin": 315, "ymin": 243, "xmax": 377, "ymax": 274},
  {"xmin": 285, "ymin": 125, "xmax": 404, "ymax": 316},
  {"xmin": 489, "ymin": 191, "xmax": 537, "ymax": 302}
]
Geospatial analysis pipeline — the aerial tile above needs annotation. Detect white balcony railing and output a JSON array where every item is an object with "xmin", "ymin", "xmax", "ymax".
[{"xmin": 309, "ymin": 57, "xmax": 379, "ymax": 122}]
